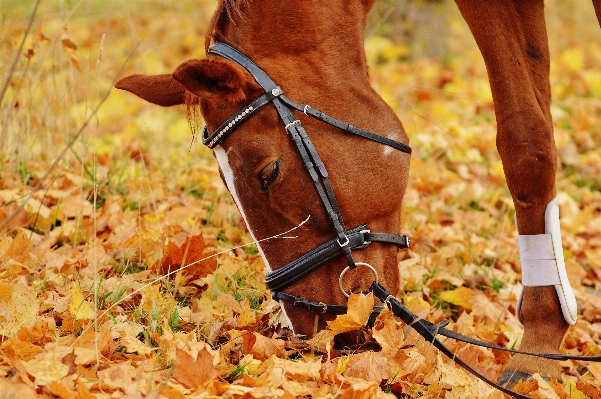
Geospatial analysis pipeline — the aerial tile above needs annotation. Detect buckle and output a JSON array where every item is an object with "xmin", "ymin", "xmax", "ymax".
[
  {"xmin": 337, "ymin": 234, "xmax": 350, "ymax": 248},
  {"xmin": 358, "ymin": 229, "xmax": 371, "ymax": 249}
]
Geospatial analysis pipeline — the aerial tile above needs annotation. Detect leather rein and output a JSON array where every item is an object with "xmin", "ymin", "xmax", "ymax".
[{"xmin": 202, "ymin": 42, "xmax": 601, "ymax": 398}]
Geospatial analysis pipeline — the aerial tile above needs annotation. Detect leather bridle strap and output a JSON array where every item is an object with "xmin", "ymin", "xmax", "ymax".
[
  {"xmin": 370, "ymin": 282, "xmax": 601, "ymax": 398},
  {"xmin": 266, "ymin": 225, "xmax": 409, "ymax": 292},
  {"xmin": 279, "ymin": 95, "xmax": 412, "ymax": 154}
]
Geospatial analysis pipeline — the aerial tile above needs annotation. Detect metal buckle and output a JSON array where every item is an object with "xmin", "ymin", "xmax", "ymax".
[
  {"xmin": 318, "ymin": 302, "xmax": 328, "ymax": 313},
  {"xmin": 358, "ymin": 229, "xmax": 371, "ymax": 249},
  {"xmin": 383, "ymin": 294, "xmax": 395, "ymax": 310},
  {"xmin": 338, "ymin": 262, "xmax": 379, "ymax": 298},
  {"xmin": 337, "ymin": 234, "xmax": 350, "ymax": 248}
]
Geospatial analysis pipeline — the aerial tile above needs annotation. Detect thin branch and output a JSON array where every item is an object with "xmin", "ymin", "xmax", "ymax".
[
  {"xmin": 0, "ymin": 43, "xmax": 139, "ymax": 234},
  {"xmin": 0, "ymin": 0, "xmax": 41, "ymax": 146}
]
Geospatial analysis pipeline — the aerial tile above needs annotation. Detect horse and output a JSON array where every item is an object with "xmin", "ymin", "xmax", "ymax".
[{"xmin": 115, "ymin": 0, "xmax": 601, "ymax": 389}]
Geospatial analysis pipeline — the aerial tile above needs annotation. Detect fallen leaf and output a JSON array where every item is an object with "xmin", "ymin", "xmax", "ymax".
[
  {"xmin": 348, "ymin": 351, "xmax": 391, "ymax": 382},
  {"xmin": 0, "ymin": 378, "xmax": 38, "ymax": 399},
  {"xmin": 173, "ymin": 341, "xmax": 220, "ymax": 388},
  {"xmin": 97, "ymin": 361, "xmax": 136, "ymax": 390},
  {"xmin": 68, "ymin": 285, "xmax": 96, "ymax": 320},
  {"xmin": 242, "ymin": 332, "xmax": 286, "ymax": 360},
  {"xmin": 438, "ymin": 286, "xmax": 474, "ymax": 310},
  {"xmin": 372, "ymin": 308, "xmax": 405, "ymax": 357},
  {"xmin": 158, "ymin": 232, "xmax": 216, "ymax": 279},
  {"xmin": 327, "ymin": 292, "xmax": 374, "ymax": 335},
  {"xmin": 22, "ymin": 351, "xmax": 69, "ymax": 386},
  {"xmin": 0, "ymin": 282, "xmax": 38, "ymax": 337}
]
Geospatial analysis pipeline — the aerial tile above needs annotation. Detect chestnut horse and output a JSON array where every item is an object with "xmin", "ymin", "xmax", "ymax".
[{"xmin": 116, "ymin": 0, "xmax": 601, "ymax": 387}]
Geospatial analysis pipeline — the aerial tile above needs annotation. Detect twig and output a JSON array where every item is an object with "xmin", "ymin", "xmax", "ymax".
[
  {"xmin": 0, "ymin": 0, "xmax": 41, "ymax": 146},
  {"xmin": 0, "ymin": 43, "xmax": 140, "ymax": 234}
]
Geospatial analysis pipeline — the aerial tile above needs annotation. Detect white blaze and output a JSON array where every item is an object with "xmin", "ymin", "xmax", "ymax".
[{"xmin": 213, "ymin": 146, "xmax": 295, "ymax": 331}]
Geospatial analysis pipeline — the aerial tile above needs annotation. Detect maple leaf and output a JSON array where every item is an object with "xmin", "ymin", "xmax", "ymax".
[
  {"xmin": 372, "ymin": 308, "xmax": 405, "ymax": 357},
  {"xmin": 158, "ymin": 231, "xmax": 217, "ymax": 279},
  {"xmin": 327, "ymin": 292, "xmax": 374, "ymax": 335},
  {"xmin": 173, "ymin": 341, "xmax": 220, "ymax": 388},
  {"xmin": 0, "ymin": 337, "xmax": 43, "ymax": 361},
  {"xmin": 348, "ymin": 351, "xmax": 392, "ymax": 382},
  {"xmin": 268, "ymin": 356, "xmax": 322, "ymax": 380},
  {"xmin": 242, "ymin": 332, "xmax": 286, "ymax": 360}
]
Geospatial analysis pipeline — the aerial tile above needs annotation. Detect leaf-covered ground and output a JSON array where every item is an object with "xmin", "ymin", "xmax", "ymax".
[{"xmin": 1, "ymin": 1, "xmax": 601, "ymax": 398}]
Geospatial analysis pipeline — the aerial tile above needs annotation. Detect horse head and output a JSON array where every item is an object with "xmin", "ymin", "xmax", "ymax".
[{"xmin": 115, "ymin": 0, "xmax": 410, "ymax": 338}]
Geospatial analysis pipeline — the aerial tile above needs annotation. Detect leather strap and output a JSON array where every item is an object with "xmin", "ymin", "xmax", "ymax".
[
  {"xmin": 370, "ymin": 282, "xmax": 601, "ymax": 398},
  {"xmin": 202, "ymin": 89, "xmax": 282, "ymax": 148},
  {"xmin": 272, "ymin": 291, "xmax": 384, "ymax": 327},
  {"xmin": 266, "ymin": 225, "xmax": 409, "ymax": 292},
  {"xmin": 280, "ymin": 95, "xmax": 412, "ymax": 155}
]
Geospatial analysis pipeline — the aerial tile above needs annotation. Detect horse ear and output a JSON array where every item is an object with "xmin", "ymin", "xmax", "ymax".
[
  {"xmin": 172, "ymin": 58, "xmax": 258, "ymax": 102},
  {"xmin": 115, "ymin": 74, "xmax": 187, "ymax": 107}
]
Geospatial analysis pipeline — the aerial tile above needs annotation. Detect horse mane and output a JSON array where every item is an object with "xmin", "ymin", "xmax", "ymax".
[
  {"xmin": 204, "ymin": 0, "xmax": 249, "ymax": 52},
  {"xmin": 186, "ymin": 0, "xmax": 249, "ymax": 142}
]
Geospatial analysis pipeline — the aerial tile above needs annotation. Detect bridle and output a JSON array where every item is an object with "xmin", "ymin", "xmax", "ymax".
[
  {"xmin": 202, "ymin": 42, "xmax": 601, "ymax": 398},
  {"xmin": 202, "ymin": 42, "xmax": 411, "ymax": 320}
]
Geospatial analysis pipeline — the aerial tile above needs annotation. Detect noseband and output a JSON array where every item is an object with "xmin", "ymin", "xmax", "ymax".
[
  {"xmin": 202, "ymin": 42, "xmax": 601, "ymax": 399},
  {"xmin": 203, "ymin": 42, "xmax": 411, "ymax": 319}
]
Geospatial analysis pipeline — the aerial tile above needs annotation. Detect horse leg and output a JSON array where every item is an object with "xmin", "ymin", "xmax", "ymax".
[
  {"xmin": 454, "ymin": 0, "xmax": 571, "ymax": 383},
  {"xmin": 594, "ymin": 0, "xmax": 601, "ymax": 28}
]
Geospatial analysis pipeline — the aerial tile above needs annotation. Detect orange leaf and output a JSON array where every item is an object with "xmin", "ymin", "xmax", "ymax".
[
  {"xmin": 158, "ymin": 232, "xmax": 216, "ymax": 279},
  {"xmin": 242, "ymin": 332, "xmax": 286, "ymax": 360},
  {"xmin": 512, "ymin": 378, "xmax": 539, "ymax": 394},
  {"xmin": 348, "ymin": 351, "xmax": 391, "ymax": 382},
  {"xmin": 327, "ymin": 293, "xmax": 374, "ymax": 335},
  {"xmin": 173, "ymin": 342, "xmax": 220, "ymax": 388}
]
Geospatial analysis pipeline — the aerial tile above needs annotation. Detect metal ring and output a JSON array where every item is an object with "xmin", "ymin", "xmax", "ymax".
[
  {"xmin": 303, "ymin": 104, "xmax": 311, "ymax": 116},
  {"xmin": 383, "ymin": 294, "xmax": 395, "ymax": 309},
  {"xmin": 318, "ymin": 302, "xmax": 328, "ymax": 313},
  {"xmin": 284, "ymin": 120, "xmax": 300, "ymax": 130},
  {"xmin": 338, "ymin": 262, "xmax": 379, "ymax": 298}
]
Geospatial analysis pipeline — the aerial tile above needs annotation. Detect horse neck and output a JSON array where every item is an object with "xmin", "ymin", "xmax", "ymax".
[{"xmin": 217, "ymin": 1, "xmax": 373, "ymax": 97}]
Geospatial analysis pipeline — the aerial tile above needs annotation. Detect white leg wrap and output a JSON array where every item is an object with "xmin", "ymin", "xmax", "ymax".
[{"xmin": 516, "ymin": 198, "xmax": 577, "ymax": 325}]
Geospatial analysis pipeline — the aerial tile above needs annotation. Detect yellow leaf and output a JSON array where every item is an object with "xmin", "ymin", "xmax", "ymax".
[
  {"xmin": 438, "ymin": 286, "xmax": 474, "ymax": 310},
  {"xmin": 0, "ymin": 282, "xmax": 38, "ymax": 337},
  {"xmin": 372, "ymin": 308, "xmax": 405, "ymax": 357},
  {"xmin": 327, "ymin": 292, "xmax": 374, "ymax": 335},
  {"xmin": 23, "ymin": 351, "xmax": 69, "ymax": 386},
  {"xmin": 348, "ymin": 351, "xmax": 391, "ymax": 382},
  {"xmin": 69, "ymin": 285, "xmax": 96, "ymax": 320},
  {"xmin": 140, "ymin": 285, "xmax": 177, "ymax": 316}
]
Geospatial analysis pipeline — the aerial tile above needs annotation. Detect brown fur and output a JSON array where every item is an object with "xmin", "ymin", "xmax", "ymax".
[{"xmin": 115, "ymin": 0, "xmax": 601, "ymax": 382}]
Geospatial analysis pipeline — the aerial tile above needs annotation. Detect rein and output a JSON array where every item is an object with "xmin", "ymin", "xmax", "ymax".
[{"xmin": 202, "ymin": 42, "xmax": 601, "ymax": 398}]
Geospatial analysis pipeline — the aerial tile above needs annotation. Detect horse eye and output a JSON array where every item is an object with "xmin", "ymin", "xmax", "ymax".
[{"xmin": 259, "ymin": 160, "xmax": 280, "ymax": 191}]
